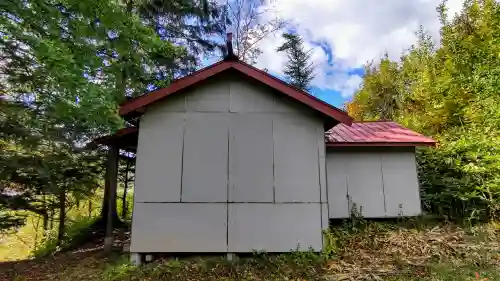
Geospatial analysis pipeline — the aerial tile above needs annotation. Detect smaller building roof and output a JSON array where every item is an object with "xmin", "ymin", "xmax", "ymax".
[
  {"xmin": 326, "ymin": 121, "xmax": 436, "ymax": 147},
  {"xmin": 93, "ymin": 127, "xmax": 138, "ymax": 152}
]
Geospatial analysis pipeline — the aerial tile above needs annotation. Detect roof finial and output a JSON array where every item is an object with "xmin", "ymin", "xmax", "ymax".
[{"xmin": 225, "ymin": 32, "xmax": 237, "ymax": 60}]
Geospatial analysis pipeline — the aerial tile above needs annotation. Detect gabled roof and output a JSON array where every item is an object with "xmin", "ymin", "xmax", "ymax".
[
  {"xmin": 326, "ymin": 121, "xmax": 436, "ymax": 147},
  {"xmin": 119, "ymin": 59, "xmax": 353, "ymax": 126}
]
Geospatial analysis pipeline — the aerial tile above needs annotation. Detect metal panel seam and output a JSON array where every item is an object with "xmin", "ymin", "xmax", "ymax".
[
  {"xmin": 323, "ymin": 156, "xmax": 330, "ymax": 222},
  {"xmin": 379, "ymin": 153, "xmax": 387, "ymax": 216},
  {"xmin": 317, "ymin": 126, "xmax": 324, "ymax": 248},
  {"xmin": 344, "ymin": 157, "xmax": 350, "ymax": 215},
  {"xmin": 179, "ymin": 112, "xmax": 187, "ymax": 202},
  {"xmin": 272, "ymin": 117, "xmax": 276, "ymax": 203},
  {"xmin": 226, "ymin": 85, "xmax": 231, "ymax": 252},
  {"xmin": 412, "ymin": 148, "xmax": 423, "ymax": 214}
]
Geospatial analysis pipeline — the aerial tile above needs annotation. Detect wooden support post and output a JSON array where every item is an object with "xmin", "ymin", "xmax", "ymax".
[{"xmin": 104, "ymin": 145, "xmax": 119, "ymax": 252}]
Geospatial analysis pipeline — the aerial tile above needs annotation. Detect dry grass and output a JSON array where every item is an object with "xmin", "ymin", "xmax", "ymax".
[
  {"xmin": 1, "ymin": 219, "xmax": 499, "ymax": 281},
  {"xmin": 323, "ymin": 220, "xmax": 500, "ymax": 280}
]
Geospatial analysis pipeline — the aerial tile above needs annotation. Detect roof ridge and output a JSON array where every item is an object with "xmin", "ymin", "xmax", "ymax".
[{"xmin": 118, "ymin": 59, "xmax": 353, "ymax": 125}]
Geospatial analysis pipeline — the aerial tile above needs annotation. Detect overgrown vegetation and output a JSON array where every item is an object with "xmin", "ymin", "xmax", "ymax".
[
  {"xmin": 0, "ymin": 0, "xmax": 225, "ymax": 245},
  {"xmin": 1, "ymin": 0, "xmax": 500, "ymax": 280},
  {"xmin": 347, "ymin": 0, "xmax": 500, "ymax": 222},
  {"xmin": 2, "ymin": 217, "xmax": 498, "ymax": 280}
]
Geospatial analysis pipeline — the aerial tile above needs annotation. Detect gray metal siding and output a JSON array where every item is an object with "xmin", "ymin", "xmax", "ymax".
[
  {"xmin": 345, "ymin": 153, "xmax": 385, "ymax": 217},
  {"xmin": 317, "ymin": 126, "xmax": 327, "ymax": 203},
  {"xmin": 325, "ymin": 153, "xmax": 349, "ymax": 218},
  {"xmin": 381, "ymin": 152, "xmax": 422, "ymax": 216},
  {"xmin": 134, "ymin": 112, "xmax": 184, "ymax": 202},
  {"xmin": 130, "ymin": 203, "xmax": 227, "ymax": 252},
  {"xmin": 229, "ymin": 80, "xmax": 275, "ymax": 112},
  {"xmin": 182, "ymin": 113, "xmax": 229, "ymax": 202},
  {"xmin": 326, "ymin": 149, "xmax": 422, "ymax": 218},
  {"xmin": 273, "ymin": 115, "xmax": 321, "ymax": 202},
  {"xmin": 229, "ymin": 114, "xmax": 274, "ymax": 202},
  {"xmin": 186, "ymin": 80, "xmax": 230, "ymax": 112},
  {"xmin": 227, "ymin": 203, "xmax": 322, "ymax": 252},
  {"xmin": 131, "ymin": 75, "xmax": 327, "ymax": 253}
]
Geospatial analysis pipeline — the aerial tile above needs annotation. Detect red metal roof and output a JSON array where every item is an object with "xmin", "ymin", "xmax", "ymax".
[
  {"xmin": 326, "ymin": 121, "xmax": 436, "ymax": 147},
  {"xmin": 119, "ymin": 59, "xmax": 353, "ymax": 126}
]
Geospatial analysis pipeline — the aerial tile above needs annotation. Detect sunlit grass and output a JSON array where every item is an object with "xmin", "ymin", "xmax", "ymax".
[
  {"xmin": 0, "ymin": 214, "xmax": 43, "ymax": 261},
  {"xmin": 0, "ymin": 194, "xmax": 104, "ymax": 261},
  {"xmin": 0, "ymin": 189, "xmax": 133, "ymax": 262}
]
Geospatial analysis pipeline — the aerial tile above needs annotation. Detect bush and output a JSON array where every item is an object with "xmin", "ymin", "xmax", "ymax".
[{"xmin": 418, "ymin": 132, "xmax": 500, "ymax": 222}]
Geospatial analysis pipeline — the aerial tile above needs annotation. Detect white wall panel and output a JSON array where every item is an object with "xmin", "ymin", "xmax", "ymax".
[
  {"xmin": 132, "ymin": 75, "xmax": 328, "ymax": 253},
  {"xmin": 182, "ymin": 113, "xmax": 229, "ymax": 202},
  {"xmin": 273, "ymin": 94, "xmax": 308, "ymax": 113},
  {"xmin": 345, "ymin": 153, "xmax": 385, "ymax": 217},
  {"xmin": 130, "ymin": 203, "xmax": 227, "ymax": 252},
  {"xmin": 326, "ymin": 153, "xmax": 349, "ymax": 218},
  {"xmin": 318, "ymin": 126, "xmax": 327, "ymax": 203},
  {"xmin": 134, "ymin": 112, "xmax": 184, "ymax": 202},
  {"xmin": 227, "ymin": 203, "xmax": 322, "ymax": 252},
  {"xmin": 229, "ymin": 80, "xmax": 275, "ymax": 112},
  {"xmin": 381, "ymin": 152, "xmax": 421, "ymax": 216},
  {"xmin": 326, "ymin": 149, "xmax": 422, "ymax": 218},
  {"xmin": 274, "ymin": 115, "xmax": 320, "ymax": 202},
  {"xmin": 146, "ymin": 93, "xmax": 186, "ymax": 112},
  {"xmin": 321, "ymin": 203, "xmax": 329, "ymax": 231},
  {"xmin": 186, "ymin": 80, "xmax": 230, "ymax": 112},
  {"xmin": 229, "ymin": 114, "xmax": 274, "ymax": 202}
]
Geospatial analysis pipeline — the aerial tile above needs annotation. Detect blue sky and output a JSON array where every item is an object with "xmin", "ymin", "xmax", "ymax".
[
  {"xmin": 200, "ymin": 0, "xmax": 464, "ymax": 108},
  {"xmin": 239, "ymin": 0, "xmax": 465, "ymax": 109}
]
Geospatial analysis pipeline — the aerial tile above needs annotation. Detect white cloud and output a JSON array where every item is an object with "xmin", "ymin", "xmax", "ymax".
[{"xmin": 255, "ymin": 0, "xmax": 465, "ymax": 98}]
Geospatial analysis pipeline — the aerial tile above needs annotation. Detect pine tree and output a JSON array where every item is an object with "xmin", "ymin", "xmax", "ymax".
[{"xmin": 277, "ymin": 33, "xmax": 315, "ymax": 91}]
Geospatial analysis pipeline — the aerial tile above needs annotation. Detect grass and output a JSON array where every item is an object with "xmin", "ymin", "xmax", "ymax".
[
  {"xmin": 0, "ymin": 189, "xmax": 133, "ymax": 262},
  {"xmin": 0, "ymin": 214, "xmax": 42, "ymax": 261},
  {"xmin": 1, "ymin": 216, "xmax": 498, "ymax": 281},
  {"xmin": 1, "ymin": 196, "xmax": 499, "ymax": 280}
]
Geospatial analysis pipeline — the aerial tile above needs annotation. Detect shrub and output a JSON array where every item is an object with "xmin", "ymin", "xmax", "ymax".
[{"xmin": 418, "ymin": 132, "xmax": 500, "ymax": 222}]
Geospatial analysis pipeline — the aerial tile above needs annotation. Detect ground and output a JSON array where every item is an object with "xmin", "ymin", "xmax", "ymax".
[{"xmin": 0, "ymin": 218, "xmax": 499, "ymax": 281}]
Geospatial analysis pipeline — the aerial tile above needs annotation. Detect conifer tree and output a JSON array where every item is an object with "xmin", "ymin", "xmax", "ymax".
[{"xmin": 277, "ymin": 33, "xmax": 315, "ymax": 91}]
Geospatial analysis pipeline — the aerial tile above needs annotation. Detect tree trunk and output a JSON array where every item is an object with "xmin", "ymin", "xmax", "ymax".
[
  {"xmin": 42, "ymin": 213, "xmax": 48, "ymax": 232},
  {"xmin": 122, "ymin": 152, "xmax": 131, "ymax": 219},
  {"xmin": 41, "ymin": 192, "xmax": 48, "ymax": 233},
  {"xmin": 104, "ymin": 146, "xmax": 119, "ymax": 252},
  {"xmin": 88, "ymin": 200, "xmax": 92, "ymax": 217},
  {"xmin": 57, "ymin": 188, "xmax": 66, "ymax": 246},
  {"xmin": 100, "ymin": 163, "xmax": 120, "ymax": 227},
  {"xmin": 49, "ymin": 205, "xmax": 54, "ymax": 230}
]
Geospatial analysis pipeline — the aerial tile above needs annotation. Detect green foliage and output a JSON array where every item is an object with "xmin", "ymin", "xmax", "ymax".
[
  {"xmin": 0, "ymin": 0, "xmax": 206, "ymax": 234},
  {"xmin": 0, "ymin": 207, "xmax": 25, "ymax": 233},
  {"xmin": 138, "ymin": 0, "xmax": 226, "ymax": 61},
  {"xmin": 33, "ymin": 215, "xmax": 98, "ymax": 258},
  {"xmin": 418, "ymin": 133, "xmax": 500, "ymax": 221},
  {"xmin": 277, "ymin": 33, "xmax": 315, "ymax": 91},
  {"xmin": 348, "ymin": 0, "xmax": 500, "ymax": 221}
]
